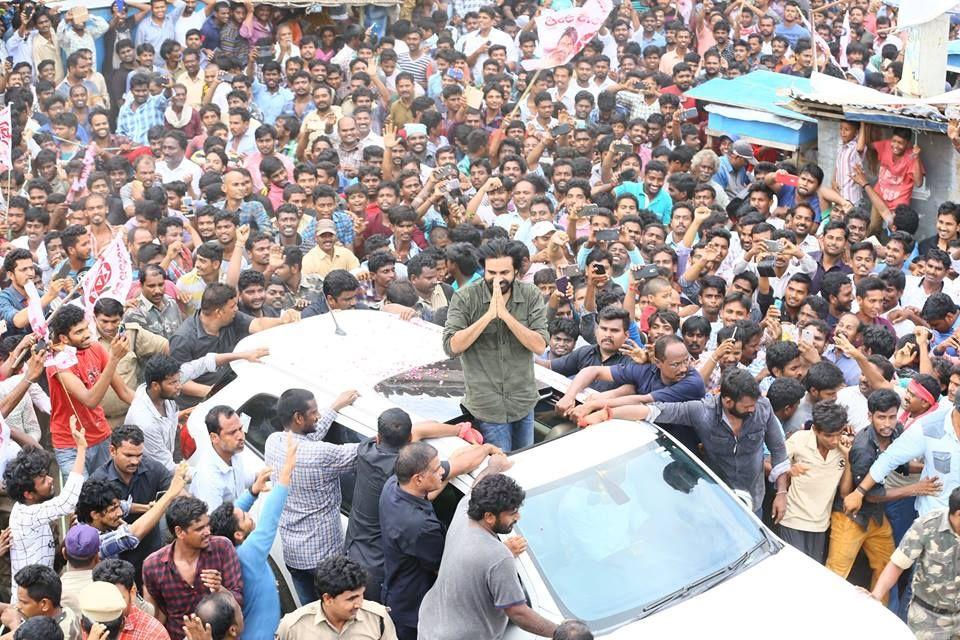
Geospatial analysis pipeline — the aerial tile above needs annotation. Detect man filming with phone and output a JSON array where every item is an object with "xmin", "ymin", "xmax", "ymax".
[{"xmin": 444, "ymin": 240, "xmax": 548, "ymax": 451}]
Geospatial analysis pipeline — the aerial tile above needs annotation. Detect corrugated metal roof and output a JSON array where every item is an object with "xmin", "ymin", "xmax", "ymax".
[
  {"xmin": 788, "ymin": 72, "xmax": 948, "ymax": 121},
  {"xmin": 682, "ymin": 70, "xmax": 817, "ymax": 123}
]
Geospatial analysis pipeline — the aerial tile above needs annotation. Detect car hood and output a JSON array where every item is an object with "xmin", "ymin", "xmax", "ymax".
[{"xmin": 599, "ymin": 542, "xmax": 912, "ymax": 638}]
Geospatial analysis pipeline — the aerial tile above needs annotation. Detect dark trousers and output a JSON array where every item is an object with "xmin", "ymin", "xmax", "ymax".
[
  {"xmin": 779, "ymin": 525, "xmax": 827, "ymax": 563},
  {"xmin": 287, "ymin": 565, "xmax": 318, "ymax": 605},
  {"xmin": 396, "ymin": 623, "xmax": 418, "ymax": 640}
]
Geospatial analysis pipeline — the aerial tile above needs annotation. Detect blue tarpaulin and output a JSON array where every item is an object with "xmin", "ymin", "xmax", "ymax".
[{"xmin": 683, "ymin": 71, "xmax": 818, "ymax": 151}]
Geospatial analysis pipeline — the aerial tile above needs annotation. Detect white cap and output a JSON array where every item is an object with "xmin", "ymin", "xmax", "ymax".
[{"xmin": 531, "ymin": 221, "xmax": 557, "ymax": 238}]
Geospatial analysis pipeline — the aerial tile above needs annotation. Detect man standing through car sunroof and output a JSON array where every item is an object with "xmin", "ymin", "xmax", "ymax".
[{"xmin": 443, "ymin": 239, "xmax": 548, "ymax": 452}]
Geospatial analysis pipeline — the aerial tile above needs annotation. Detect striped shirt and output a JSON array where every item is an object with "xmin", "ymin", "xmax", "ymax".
[
  {"xmin": 398, "ymin": 51, "xmax": 433, "ymax": 87},
  {"xmin": 10, "ymin": 472, "xmax": 84, "ymax": 602},
  {"xmin": 835, "ymin": 138, "xmax": 864, "ymax": 204}
]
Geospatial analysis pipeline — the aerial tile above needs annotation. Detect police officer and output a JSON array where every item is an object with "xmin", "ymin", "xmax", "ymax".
[
  {"xmin": 276, "ymin": 556, "xmax": 397, "ymax": 640},
  {"xmin": 870, "ymin": 486, "xmax": 960, "ymax": 639}
]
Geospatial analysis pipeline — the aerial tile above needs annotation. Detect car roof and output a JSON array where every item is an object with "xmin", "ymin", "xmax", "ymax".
[{"xmin": 189, "ymin": 310, "xmax": 579, "ymax": 465}]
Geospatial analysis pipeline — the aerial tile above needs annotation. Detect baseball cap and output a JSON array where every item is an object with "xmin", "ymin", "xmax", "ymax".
[
  {"xmin": 731, "ymin": 140, "xmax": 758, "ymax": 163},
  {"xmin": 531, "ymin": 221, "xmax": 557, "ymax": 238},
  {"xmin": 65, "ymin": 524, "xmax": 100, "ymax": 560},
  {"xmin": 79, "ymin": 582, "xmax": 126, "ymax": 623},
  {"xmin": 317, "ymin": 219, "xmax": 337, "ymax": 236}
]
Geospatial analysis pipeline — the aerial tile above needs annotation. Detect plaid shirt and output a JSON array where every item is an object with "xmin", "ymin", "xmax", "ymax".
[
  {"xmin": 116, "ymin": 606, "xmax": 172, "ymax": 640},
  {"xmin": 10, "ymin": 472, "xmax": 84, "ymax": 603},
  {"xmin": 117, "ymin": 94, "xmax": 169, "ymax": 145},
  {"xmin": 264, "ymin": 409, "xmax": 358, "ymax": 570},
  {"xmin": 332, "ymin": 209, "xmax": 355, "ymax": 248},
  {"xmin": 142, "ymin": 536, "xmax": 244, "ymax": 640},
  {"xmin": 616, "ymin": 90, "xmax": 661, "ymax": 121}
]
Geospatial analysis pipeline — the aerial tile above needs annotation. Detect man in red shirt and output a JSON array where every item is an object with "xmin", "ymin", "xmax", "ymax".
[
  {"xmin": 870, "ymin": 126, "xmax": 924, "ymax": 210},
  {"xmin": 47, "ymin": 304, "xmax": 133, "ymax": 476}
]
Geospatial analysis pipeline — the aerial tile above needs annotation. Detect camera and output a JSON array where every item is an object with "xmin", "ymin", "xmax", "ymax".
[{"xmin": 757, "ymin": 255, "xmax": 777, "ymax": 278}]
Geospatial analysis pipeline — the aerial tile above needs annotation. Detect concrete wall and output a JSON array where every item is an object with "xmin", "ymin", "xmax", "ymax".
[{"xmin": 815, "ymin": 120, "xmax": 960, "ymax": 239}]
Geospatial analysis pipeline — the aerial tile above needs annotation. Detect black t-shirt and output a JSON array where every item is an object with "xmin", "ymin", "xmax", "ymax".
[
  {"xmin": 169, "ymin": 311, "xmax": 253, "ymax": 406},
  {"xmin": 343, "ymin": 438, "xmax": 401, "ymax": 576},
  {"xmin": 91, "ymin": 457, "xmax": 173, "ymax": 587}
]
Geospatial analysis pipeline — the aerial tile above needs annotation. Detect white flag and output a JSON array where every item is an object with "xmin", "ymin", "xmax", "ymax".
[
  {"xmin": 0, "ymin": 106, "xmax": 11, "ymax": 170},
  {"xmin": 23, "ymin": 281, "xmax": 49, "ymax": 341},
  {"xmin": 81, "ymin": 234, "xmax": 133, "ymax": 320}
]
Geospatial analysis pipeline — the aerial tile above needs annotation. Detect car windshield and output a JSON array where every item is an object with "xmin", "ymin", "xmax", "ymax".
[
  {"xmin": 374, "ymin": 359, "xmax": 467, "ymax": 422},
  {"xmin": 517, "ymin": 435, "xmax": 770, "ymax": 632}
]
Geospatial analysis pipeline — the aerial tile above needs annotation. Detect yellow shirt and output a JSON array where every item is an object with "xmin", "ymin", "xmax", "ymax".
[
  {"xmin": 176, "ymin": 70, "xmax": 206, "ymax": 108},
  {"xmin": 781, "ymin": 429, "xmax": 846, "ymax": 533},
  {"xmin": 33, "ymin": 33, "xmax": 64, "ymax": 83},
  {"xmin": 301, "ymin": 245, "xmax": 359, "ymax": 278}
]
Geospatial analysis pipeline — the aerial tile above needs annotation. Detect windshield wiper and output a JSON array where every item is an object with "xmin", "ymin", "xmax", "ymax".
[{"xmin": 640, "ymin": 538, "xmax": 769, "ymax": 617}]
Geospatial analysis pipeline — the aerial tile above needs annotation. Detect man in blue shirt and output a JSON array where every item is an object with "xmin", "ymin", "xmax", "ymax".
[
  {"xmin": 614, "ymin": 160, "xmax": 673, "ymax": 224},
  {"xmin": 0, "ymin": 248, "xmax": 70, "ymax": 338},
  {"xmin": 209, "ymin": 432, "xmax": 296, "ymax": 638},
  {"xmin": 134, "ymin": 0, "xmax": 183, "ymax": 51},
  {"xmin": 556, "ymin": 334, "xmax": 707, "ymax": 452},
  {"xmin": 775, "ymin": 1, "xmax": 811, "ymax": 49},
  {"xmin": 379, "ymin": 442, "xmax": 447, "ymax": 640},
  {"xmin": 713, "ymin": 140, "xmax": 756, "ymax": 199}
]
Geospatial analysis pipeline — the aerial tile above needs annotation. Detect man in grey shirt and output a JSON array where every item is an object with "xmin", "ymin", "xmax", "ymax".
[
  {"xmin": 418, "ymin": 461, "xmax": 556, "ymax": 640},
  {"xmin": 580, "ymin": 368, "xmax": 791, "ymax": 518}
]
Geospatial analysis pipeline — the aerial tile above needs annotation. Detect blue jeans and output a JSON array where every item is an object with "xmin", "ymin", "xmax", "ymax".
[
  {"xmin": 476, "ymin": 411, "xmax": 534, "ymax": 452},
  {"xmin": 287, "ymin": 565, "xmax": 318, "ymax": 606},
  {"xmin": 885, "ymin": 496, "xmax": 917, "ymax": 621},
  {"xmin": 54, "ymin": 439, "xmax": 112, "ymax": 478}
]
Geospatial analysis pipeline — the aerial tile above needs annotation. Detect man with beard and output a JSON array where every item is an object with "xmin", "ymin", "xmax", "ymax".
[
  {"xmin": 660, "ymin": 63, "xmax": 699, "ymax": 124},
  {"xmin": 443, "ymin": 240, "xmax": 548, "ymax": 451},
  {"xmin": 245, "ymin": 125, "xmax": 294, "ymax": 193},
  {"xmin": 126, "ymin": 352, "xmax": 263, "ymax": 473},
  {"xmin": 616, "ymin": 160, "xmax": 672, "ymax": 223},
  {"xmin": 251, "ymin": 61, "xmax": 291, "ymax": 125},
  {"xmin": 581, "ymin": 367, "xmax": 790, "ymax": 518},
  {"xmin": 107, "ymin": 40, "xmax": 138, "ymax": 121},
  {"xmin": 811, "ymin": 222, "xmax": 852, "ymax": 295},
  {"xmin": 418, "ymin": 470, "xmax": 556, "ymax": 640},
  {"xmin": 821, "ymin": 271, "xmax": 855, "ymax": 330},
  {"xmin": 536, "ymin": 307, "xmax": 631, "ymax": 390},
  {"xmin": 786, "ymin": 204, "xmax": 820, "ymax": 255},
  {"xmin": 176, "ymin": 47, "xmax": 205, "ymax": 108},
  {"xmin": 88, "ymin": 109, "xmax": 134, "ymax": 165}
]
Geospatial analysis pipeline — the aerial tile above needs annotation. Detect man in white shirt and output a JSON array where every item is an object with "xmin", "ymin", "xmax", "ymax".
[
  {"xmin": 190, "ymin": 405, "xmax": 259, "ymax": 511},
  {"xmin": 156, "ymin": 131, "xmax": 203, "ymax": 197},
  {"xmin": 547, "ymin": 65, "xmax": 577, "ymax": 114},
  {"xmin": 125, "ymin": 351, "xmax": 265, "ymax": 472},
  {"xmin": 457, "ymin": 7, "xmax": 517, "ymax": 77}
]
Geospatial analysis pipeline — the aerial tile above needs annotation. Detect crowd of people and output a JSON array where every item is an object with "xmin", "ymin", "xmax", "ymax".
[{"xmin": 0, "ymin": 0, "xmax": 954, "ymax": 638}]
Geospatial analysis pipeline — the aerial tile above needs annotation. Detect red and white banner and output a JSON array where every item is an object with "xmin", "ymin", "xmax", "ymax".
[
  {"xmin": 0, "ymin": 106, "xmax": 12, "ymax": 170},
  {"xmin": 81, "ymin": 234, "xmax": 133, "ymax": 318},
  {"xmin": 24, "ymin": 281, "xmax": 48, "ymax": 341},
  {"xmin": 521, "ymin": 0, "xmax": 613, "ymax": 71}
]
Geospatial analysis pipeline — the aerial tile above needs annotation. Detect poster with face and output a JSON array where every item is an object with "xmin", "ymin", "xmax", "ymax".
[{"xmin": 521, "ymin": 0, "xmax": 613, "ymax": 71}]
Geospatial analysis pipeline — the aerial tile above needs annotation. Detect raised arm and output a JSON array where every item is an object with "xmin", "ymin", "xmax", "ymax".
[{"xmin": 54, "ymin": 336, "xmax": 129, "ymax": 409}]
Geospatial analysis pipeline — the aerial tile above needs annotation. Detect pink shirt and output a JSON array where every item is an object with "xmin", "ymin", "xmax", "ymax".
[{"xmin": 244, "ymin": 151, "xmax": 295, "ymax": 192}]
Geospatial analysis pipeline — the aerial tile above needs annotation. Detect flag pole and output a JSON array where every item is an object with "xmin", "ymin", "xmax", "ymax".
[{"xmin": 505, "ymin": 67, "xmax": 545, "ymax": 124}]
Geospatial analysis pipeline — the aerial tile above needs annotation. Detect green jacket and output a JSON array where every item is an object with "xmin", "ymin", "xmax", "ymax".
[{"xmin": 442, "ymin": 280, "xmax": 548, "ymax": 423}]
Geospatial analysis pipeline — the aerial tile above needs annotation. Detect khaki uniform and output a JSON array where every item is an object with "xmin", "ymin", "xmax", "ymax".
[
  {"xmin": 97, "ymin": 323, "xmax": 168, "ymax": 425},
  {"xmin": 281, "ymin": 274, "xmax": 325, "ymax": 311},
  {"xmin": 276, "ymin": 600, "xmax": 398, "ymax": 640},
  {"xmin": 891, "ymin": 508, "xmax": 960, "ymax": 639}
]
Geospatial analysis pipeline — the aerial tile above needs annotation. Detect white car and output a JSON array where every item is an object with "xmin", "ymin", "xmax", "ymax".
[{"xmin": 186, "ymin": 310, "xmax": 912, "ymax": 638}]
